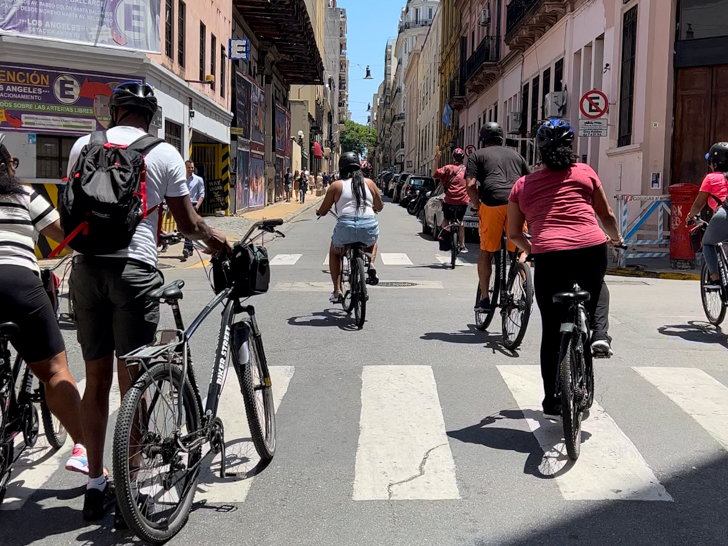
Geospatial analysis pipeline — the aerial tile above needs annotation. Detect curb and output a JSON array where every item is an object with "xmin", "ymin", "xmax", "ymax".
[
  {"xmin": 607, "ymin": 267, "xmax": 700, "ymax": 281},
  {"xmin": 284, "ymin": 196, "xmax": 324, "ymax": 223}
]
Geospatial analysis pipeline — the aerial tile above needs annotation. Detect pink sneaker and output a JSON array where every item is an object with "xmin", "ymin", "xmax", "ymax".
[{"xmin": 65, "ymin": 444, "xmax": 89, "ymax": 475}]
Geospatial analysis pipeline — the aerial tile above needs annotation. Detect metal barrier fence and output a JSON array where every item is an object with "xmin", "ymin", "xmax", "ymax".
[{"xmin": 615, "ymin": 195, "xmax": 671, "ymax": 268}]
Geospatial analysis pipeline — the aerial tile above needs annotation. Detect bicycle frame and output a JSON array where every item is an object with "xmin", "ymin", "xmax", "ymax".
[{"xmin": 716, "ymin": 243, "xmax": 728, "ymax": 299}]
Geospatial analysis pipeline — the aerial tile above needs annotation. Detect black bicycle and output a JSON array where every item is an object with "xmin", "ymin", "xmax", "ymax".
[
  {"xmin": 112, "ymin": 219, "xmax": 283, "ymax": 543},
  {"xmin": 553, "ymin": 283, "xmax": 597, "ymax": 461},
  {"xmin": 339, "ymin": 243, "xmax": 371, "ymax": 329},
  {"xmin": 407, "ymin": 188, "xmax": 428, "ymax": 217},
  {"xmin": 444, "ymin": 217, "xmax": 463, "ymax": 269},
  {"xmin": 475, "ymin": 232, "xmax": 533, "ymax": 350},
  {"xmin": 699, "ymin": 238, "xmax": 728, "ymax": 326}
]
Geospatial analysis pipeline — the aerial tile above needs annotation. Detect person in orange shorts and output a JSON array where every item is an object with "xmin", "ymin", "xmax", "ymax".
[{"xmin": 465, "ymin": 122, "xmax": 531, "ymax": 312}]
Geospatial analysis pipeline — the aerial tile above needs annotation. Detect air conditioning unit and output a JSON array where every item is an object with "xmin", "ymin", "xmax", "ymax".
[
  {"xmin": 508, "ymin": 111, "xmax": 522, "ymax": 133},
  {"xmin": 479, "ymin": 5, "xmax": 491, "ymax": 26},
  {"xmin": 544, "ymin": 91, "xmax": 567, "ymax": 117}
]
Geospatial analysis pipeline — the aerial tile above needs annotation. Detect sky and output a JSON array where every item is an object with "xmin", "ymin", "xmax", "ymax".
[{"xmin": 337, "ymin": 0, "xmax": 405, "ymax": 126}]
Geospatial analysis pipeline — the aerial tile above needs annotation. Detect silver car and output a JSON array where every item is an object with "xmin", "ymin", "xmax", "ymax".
[{"xmin": 421, "ymin": 184, "xmax": 479, "ymax": 240}]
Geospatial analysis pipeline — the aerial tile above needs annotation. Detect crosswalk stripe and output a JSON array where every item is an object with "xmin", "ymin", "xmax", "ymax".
[
  {"xmin": 270, "ymin": 254, "xmax": 302, "ymax": 265},
  {"xmin": 435, "ymin": 256, "xmax": 473, "ymax": 267},
  {"xmin": 196, "ymin": 366, "xmax": 295, "ymax": 504},
  {"xmin": 380, "ymin": 253, "xmax": 413, "ymax": 265},
  {"xmin": 497, "ymin": 365, "xmax": 671, "ymax": 501},
  {"xmin": 353, "ymin": 366, "xmax": 459, "ymax": 501},
  {"xmin": 273, "ymin": 280, "xmax": 444, "ymax": 292},
  {"xmin": 323, "ymin": 254, "xmax": 329, "ymax": 266},
  {"xmin": 2, "ymin": 373, "xmax": 123, "ymax": 511},
  {"xmin": 634, "ymin": 367, "xmax": 728, "ymax": 450}
]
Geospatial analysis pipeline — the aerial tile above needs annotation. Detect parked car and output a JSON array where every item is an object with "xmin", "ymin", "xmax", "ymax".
[
  {"xmin": 387, "ymin": 174, "xmax": 400, "ymax": 198},
  {"xmin": 379, "ymin": 171, "xmax": 393, "ymax": 192},
  {"xmin": 421, "ymin": 184, "xmax": 479, "ymax": 241},
  {"xmin": 400, "ymin": 176, "xmax": 436, "ymax": 208},
  {"xmin": 392, "ymin": 173, "xmax": 411, "ymax": 203}
]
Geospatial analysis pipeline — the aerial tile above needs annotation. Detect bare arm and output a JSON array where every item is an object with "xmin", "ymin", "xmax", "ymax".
[
  {"xmin": 507, "ymin": 202, "xmax": 531, "ymax": 255},
  {"xmin": 366, "ymin": 179, "xmax": 384, "ymax": 213},
  {"xmin": 466, "ymin": 176, "xmax": 479, "ymax": 208},
  {"xmin": 431, "ymin": 147, "xmax": 442, "ymax": 178},
  {"xmin": 166, "ymin": 195, "xmax": 229, "ymax": 255},
  {"xmin": 592, "ymin": 185, "xmax": 623, "ymax": 244},
  {"xmin": 316, "ymin": 182, "xmax": 339, "ymax": 216},
  {"xmin": 196, "ymin": 195, "xmax": 204, "ymax": 211},
  {"xmin": 687, "ymin": 191, "xmax": 710, "ymax": 222},
  {"xmin": 39, "ymin": 219, "xmax": 66, "ymax": 244}
]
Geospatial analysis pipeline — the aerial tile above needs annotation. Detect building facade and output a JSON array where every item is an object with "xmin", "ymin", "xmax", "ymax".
[
  {"xmin": 404, "ymin": 38, "xmax": 423, "ymax": 173},
  {"xmin": 416, "ymin": 7, "xmax": 442, "ymax": 174},
  {"xmin": 439, "ymin": 0, "xmax": 464, "ymax": 165},
  {"xmin": 325, "ymin": 2, "xmax": 349, "ymax": 173}
]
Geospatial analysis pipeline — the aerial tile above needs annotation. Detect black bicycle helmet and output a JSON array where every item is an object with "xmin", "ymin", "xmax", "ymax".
[
  {"xmin": 706, "ymin": 142, "xmax": 728, "ymax": 169},
  {"xmin": 109, "ymin": 81, "xmax": 158, "ymax": 126},
  {"xmin": 536, "ymin": 118, "xmax": 574, "ymax": 152},
  {"xmin": 339, "ymin": 151, "xmax": 361, "ymax": 176},
  {"xmin": 479, "ymin": 122, "xmax": 504, "ymax": 145},
  {"xmin": 452, "ymin": 148, "xmax": 465, "ymax": 163}
]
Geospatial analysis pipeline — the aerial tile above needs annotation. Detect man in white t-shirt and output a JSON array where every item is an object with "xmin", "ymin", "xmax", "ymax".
[
  {"xmin": 66, "ymin": 82, "xmax": 229, "ymax": 523},
  {"xmin": 182, "ymin": 160, "xmax": 206, "ymax": 259}
]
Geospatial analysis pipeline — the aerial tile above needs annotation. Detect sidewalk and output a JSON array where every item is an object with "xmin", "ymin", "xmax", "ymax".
[{"xmin": 607, "ymin": 256, "xmax": 700, "ymax": 281}]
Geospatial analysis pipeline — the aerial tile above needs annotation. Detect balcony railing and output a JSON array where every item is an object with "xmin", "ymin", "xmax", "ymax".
[
  {"xmin": 464, "ymin": 36, "xmax": 501, "ymax": 83},
  {"xmin": 449, "ymin": 76, "xmax": 465, "ymax": 99},
  {"xmin": 398, "ymin": 19, "xmax": 433, "ymax": 33}
]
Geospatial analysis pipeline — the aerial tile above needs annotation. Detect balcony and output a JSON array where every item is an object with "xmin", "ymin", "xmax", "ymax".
[
  {"xmin": 448, "ymin": 76, "xmax": 466, "ymax": 111},
  {"xmin": 464, "ymin": 36, "xmax": 501, "ymax": 95},
  {"xmin": 398, "ymin": 19, "xmax": 433, "ymax": 33},
  {"xmin": 391, "ymin": 113, "xmax": 405, "ymax": 125},
  {"xmin": 506, "ymin": 0, "xmax": 569, "ymax": 52}
]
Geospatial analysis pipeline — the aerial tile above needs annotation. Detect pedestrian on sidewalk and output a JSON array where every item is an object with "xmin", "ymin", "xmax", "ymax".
[
  {"xmin": 284, "ymin": 168, "xmax": 293, "ymax": 202},
  {"xmin": 182, "ymin": 160, "xmax": 205, "ymax": 261},
  {"xmin": 299, "ymin": 171, "xmax": 309, "ymax": 204},
  {"xmin": 294, "ymin": 170, "xmax": 300, "ymax": 200}
]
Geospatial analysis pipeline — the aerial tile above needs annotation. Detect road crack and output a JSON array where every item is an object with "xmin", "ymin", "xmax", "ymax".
[{"xmin": 386, "ymin": 443, "xmax": 447, "ymax": 499}]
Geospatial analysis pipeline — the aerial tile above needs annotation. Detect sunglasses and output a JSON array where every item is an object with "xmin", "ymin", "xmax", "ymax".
[{"xmin": 2, "ymin": 158, "xmax": 19, "ymax": 169}]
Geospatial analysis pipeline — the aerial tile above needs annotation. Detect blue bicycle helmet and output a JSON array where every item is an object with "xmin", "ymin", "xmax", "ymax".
[{"xmin": 536, "ymin": 118, "xmax": 575, "ymax": 152}]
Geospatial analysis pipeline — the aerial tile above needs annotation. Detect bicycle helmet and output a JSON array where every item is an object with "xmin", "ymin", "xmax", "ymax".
[
  {"xmin": 452, "ymin": 148, "xmax": 465, "ymax": 163},
  {"xmin": 339, "ymin": 151, "xmax": 361, "ymax": 176},
  {"xmin": 479, "ymin": 122, "xmax": 504, "ymax": 145},
  {"xmin": 536, "ymin": 118, "xmax": 574, "ymax": 152},
  {"xmin": 706, "ymin": 142, "xmax": 728, "ymax": 170},
  {"xmin": 109, "ymin": 81, "xmax": 158, "ymax": 127}
]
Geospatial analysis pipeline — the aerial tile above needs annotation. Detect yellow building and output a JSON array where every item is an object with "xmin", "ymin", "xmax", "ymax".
[{"xmin": 438, "ymin": 0, "xmax": 462, "ymax": 166}]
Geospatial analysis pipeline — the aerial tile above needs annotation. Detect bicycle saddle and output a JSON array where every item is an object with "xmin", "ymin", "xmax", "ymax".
[
  {"xmin": 0, "ymin": 322, "xmax": 20, "ymax": 338},
  {"xmin": 147, "ymin": 280, "xmax": 185, "ymax": 302},
  {"xmin": 553, "ymin": 291, "xmax": 591, "ymax": 304},
  {"xmin": 346, "ymin": 243, "xmax": 367, "ymax": 250}
]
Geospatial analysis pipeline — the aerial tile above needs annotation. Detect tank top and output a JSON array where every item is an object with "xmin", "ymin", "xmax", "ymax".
[{"xmin": 335, "ymin": 178, "xmax": 375, "ymax": 218}]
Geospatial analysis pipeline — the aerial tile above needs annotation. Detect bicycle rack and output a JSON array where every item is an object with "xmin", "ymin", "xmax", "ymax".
[{"xmin": 615, "ymin": 195, "xmax": 671, "ymax": 268}]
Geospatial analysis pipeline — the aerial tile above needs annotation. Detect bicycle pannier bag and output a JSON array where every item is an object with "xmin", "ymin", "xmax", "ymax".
[
  {"xmin": 53, "ymin": 131, "xmax": 163, "ymax": 257},
  {"xmin": 438, "ymin": 228, "xmax": 452, "ymax": 252},
  {"xmin": 231, "ymin": 243, "xmax": 271, "ymax": 297}
]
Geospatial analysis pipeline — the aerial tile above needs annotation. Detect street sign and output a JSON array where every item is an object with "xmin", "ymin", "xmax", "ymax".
[
  {"xmin": 579, "ymin": 89, "xmax": 608, "ymax": 119},
  {"xmin": 465, "ymin": 144, "xmax": 476, "ymax": 157},
  {"xmin": 579, "ymin": 119, "xmax": 608, "ymax": 137},
  {"xmin": 229, "ymin": 39, "xmax": 250, "ymax": 61}
]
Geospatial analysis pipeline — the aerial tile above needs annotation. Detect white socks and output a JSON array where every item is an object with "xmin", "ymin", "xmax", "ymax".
[{"xmin": 87, "ymin": 475, "xmax": 107, "ymax": 491}]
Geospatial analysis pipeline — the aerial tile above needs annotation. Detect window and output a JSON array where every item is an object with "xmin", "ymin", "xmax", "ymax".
[
  {"xmin": 618, "ymin": 6, "xmax": 638, "ymax": 147},
  {"xmin": 199, "ymin": 23, "xmax": 206, "ymax": 81},
  {"xmin": 165, "ymin": 120, "xmax": 183, "ymax": 154},
  {"xmin": 494, "ymin": 104, "xmax": 498, "ymax": 124},
  {"xmin": 220, "ymin": 46, "xmax": 226, "ymax": 98},
  {"xmin": 554, "ymin": 59, "xmax": 563, "ymax": 92},
  {"xmin": 531, "ymin": 76, "xmax": 539, "ymax": 128},
  {"xmin": 520, "ymin": 84, "xmax": 529, "ymax": 156},
  {"xmin": 210, "ymin": 34, "xmax": 216, "ymax": 91},
  {"xmin": 36, "ymin": 135, "xmax": 76, "ymax": 179},
  {"xmin": 177, "ymin": 1, "xmax": 185, "ymax": 67},
  {"xmin": 415, "ymin": 8, "xmax": 420, "ymax": 23},
  {"xmin": 472, "ymin": 31, "xmax": 475, "ymax": 54},
  {"xmin": 428, "ymin": 7, "xmax": 433, "ymax": 20},
  {"xmin": 542, "ymin": 68, "xmax": 551, "ymax": 117},
  {"xmin": 165, "ymin": 0, "xmax": 173, "ymax": 58}
]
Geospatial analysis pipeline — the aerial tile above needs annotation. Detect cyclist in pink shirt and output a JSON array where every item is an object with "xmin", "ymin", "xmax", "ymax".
[
  {"xmin": 432, "ymin": 147, "xmax": 469, "ymax": 252},
  {"xmin": 507, "ymin": 119, "xmax": 624, "ymax": 416}
]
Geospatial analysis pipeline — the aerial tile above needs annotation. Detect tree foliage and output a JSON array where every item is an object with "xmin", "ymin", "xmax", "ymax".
[{"xmin": 340, "ymin": 119, "xmax": 378, "ymax": 158}]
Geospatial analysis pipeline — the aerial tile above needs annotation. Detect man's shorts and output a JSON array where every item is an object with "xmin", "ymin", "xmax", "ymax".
[
  {"xmin": 442, "ymin": 203, "xmax": 468, "ymax": 222},
  {"xmin": 332, "ymin": 216, "xmax": 379, "ymax": 248},
  {"xmin": 70, "ymin": 257, "xmax": 164, "ymax": 361},
  {"xmin": 479, "ymin": 203, "xmax": 516, "ymax": 253}
]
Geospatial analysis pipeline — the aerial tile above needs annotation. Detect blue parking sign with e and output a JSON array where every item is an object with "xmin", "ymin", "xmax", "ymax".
[{"xmin": 229, "ymin": 39, "xmax": 250, "ymax": 61}]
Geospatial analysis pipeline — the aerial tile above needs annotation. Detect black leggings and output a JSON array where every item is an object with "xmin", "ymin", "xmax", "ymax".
[{"xmin": 534, "ymin": 243, "xmax": 610, "ymax": 409}]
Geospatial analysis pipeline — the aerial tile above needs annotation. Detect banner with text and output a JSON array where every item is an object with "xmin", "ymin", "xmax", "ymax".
[
  {"xmin": 0, "ymin": 63, "xmax": 139, "ymax": 134},
  {"xmin": 0, "ymin": 0, "xmax": 161, "ymax": 53}
]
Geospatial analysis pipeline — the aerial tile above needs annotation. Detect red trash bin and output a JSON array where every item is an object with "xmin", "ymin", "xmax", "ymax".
[{"xmin": 668, "ymin": 183, "xmax": 700, "ymax": 263}]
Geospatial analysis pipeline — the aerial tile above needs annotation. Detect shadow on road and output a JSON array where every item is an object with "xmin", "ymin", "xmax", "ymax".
[
  {"xmin": 287, "ymin": 308, "xmax": 360, "ymax": 332},
  {"xmin": 657, "ymin": 321, "xmax": 728, "ymax": 350},
  {"xmin": 421, "ymin": 325, "xmax": 520, "ymax": 357}
]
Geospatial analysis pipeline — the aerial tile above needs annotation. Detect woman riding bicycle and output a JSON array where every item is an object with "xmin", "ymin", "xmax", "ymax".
[
  {"xmin": 316, "ymin": 152, "xmax": 384, "ymax": 304},
  {"xmin": 0, "ymin": 137, "xmax": 87, "ymax": 472},
  {"xmin": 686, "ymin": 142, "xmax": 728, "ymax": 286},
  {"xmin": 507, "ymin": 119, "xmax": 624, "ymax": 416},
  {"xmin": 432, "ymin": 146, "xmax": 469, "ymax": 253}
]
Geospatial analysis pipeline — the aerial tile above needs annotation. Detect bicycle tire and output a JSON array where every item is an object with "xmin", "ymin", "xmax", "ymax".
[
  {"xmin": 559, "ymin": 336, "xmax": 582, "ymax": 461},
  {"xmin": 113, "ymin": 362, "xmax": 201, "ymax": 544},
  {"xmin": 341, "ymin": 254, "xmax": 354, "ymax": 314},
  {"xmin": 701, "ymin": 262, "xmax": 726, "ymax": 325},
  {"xmin": 407, "ymin": 199, "xmax": 418, "ymax": 215},
  {"xmin": 479, "ymin": 253, "xmax": 501, "ymax": 330},
  {"xmin": 353, "ymin": 257, "xmax": 367, "ymax": 329},
  {"xmin": 585, "ymin": 349, "xmax": 595, "ymax": 410},
  {"xmin": 39, "ymin": 383, "xmax": 67, "ymax": 449},
  {"xmin": 237, "ymin": 331, "xmax": 277, "ymax": 462},
  {"xmin": 502, "ymin": 262, "xmax": 534, "ymax": 350},
  {"xmin": 450, "ymin": 227, "xmax": 458, "ymax": 269}
]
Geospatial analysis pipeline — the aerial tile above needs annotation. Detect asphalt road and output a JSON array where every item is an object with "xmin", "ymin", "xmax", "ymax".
[{"xmin": 2, "ymin": 199, "xmax": 727, "ymax": 546}]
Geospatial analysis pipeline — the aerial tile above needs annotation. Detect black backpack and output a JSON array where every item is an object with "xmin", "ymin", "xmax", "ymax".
[{"xmin": 53, "ymin": 131, "xmax": 163, "ymax": 257}]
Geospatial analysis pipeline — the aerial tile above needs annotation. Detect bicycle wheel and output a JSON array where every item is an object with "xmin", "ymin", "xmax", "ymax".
[
  {"xmin": 39, "ymin": 383, "xmax": 67, "ymax": 449},
  {"xmin": 701, "ymin": 262, "xmax": 726, "ymax": 325},
  {"xmin": 341, "ymin": 254, "xmax": 354, "ymax": 314},
  {"xmin": 237, "ymin": 329, "xmax": 277, "ymax": 462},
  {"xmin": 585, "ymin": 349, "xmax": 595, "ymax": 410},
  {"xmin": 475, "ymin": 253, "xmax": 501, "ymax": 331},
  {"xmin": 113, "ymin": 362, "xmax": 201, "ymax": 544},
  {"xmin": 353, "ymin": 257, "xmax": 367, "ymax": 329},
  {"xmin": 450, "ymin": 227, "xmax": 458, "ymax": 269},
  {"xmin": 559, "ymin": 336, "xmax": 582, "ymax": 461},
  {"xmin": 502, "ymin": 262, "xmax": 534, "ymax": 350},
  {"xmin": 407, "ymin": 199, "xmax": 418, "ymax": 215}
]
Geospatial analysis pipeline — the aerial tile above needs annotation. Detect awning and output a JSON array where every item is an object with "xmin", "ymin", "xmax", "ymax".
[{"xmin": 313, "ymin": 142, "xmax": 323, "ymax": 159}]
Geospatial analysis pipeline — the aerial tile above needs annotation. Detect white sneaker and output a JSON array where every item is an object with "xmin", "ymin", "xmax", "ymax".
[
  {"xmin": 329, "ymin": 291, "xmax": 343, "ymax": 304},
  {"xmin": 591, "ymin": 339, "xmax": 613, "ymax": 357},
  {"xmin": 65, "ymin": 444, "xmax": 89, "ymax": 475}
]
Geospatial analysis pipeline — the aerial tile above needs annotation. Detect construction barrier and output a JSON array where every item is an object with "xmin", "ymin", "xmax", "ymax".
[{"xmin": 615, "ymin": 195, "xmax": 671, "ymax": 268}]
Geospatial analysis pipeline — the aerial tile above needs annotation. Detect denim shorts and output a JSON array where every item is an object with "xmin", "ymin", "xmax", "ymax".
[{"xmin": 332, "ymin": 216, "xmax": 379, "ymax": 248}]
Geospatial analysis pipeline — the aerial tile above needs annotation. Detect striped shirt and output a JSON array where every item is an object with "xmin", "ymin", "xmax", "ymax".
[{"xmin": 0, "ymin": 187, "xmax": 59, "ymax": 272}]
